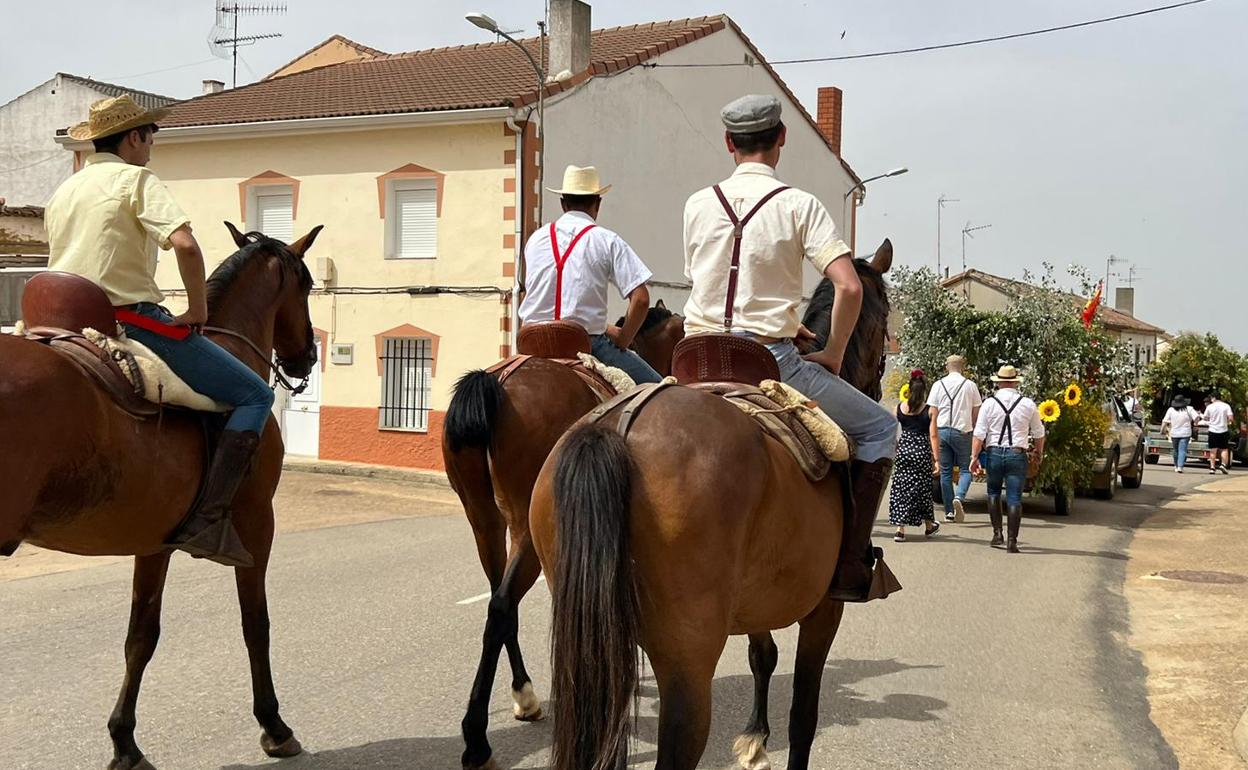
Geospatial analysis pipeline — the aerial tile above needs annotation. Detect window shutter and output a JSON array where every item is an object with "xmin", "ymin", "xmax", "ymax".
[
  {"xmin": 256, "ymin": 192, "xmax": 294, "ymax": 243},
  {"xmin": 394, "ymin": 187, "xmax": 437, "ymax": 258}
]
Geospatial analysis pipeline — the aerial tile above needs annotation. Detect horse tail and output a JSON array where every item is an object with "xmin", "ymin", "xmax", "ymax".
[
  {"xmin": 550, "ymin": 422, "xmax": 640, "ymax": 770},
  {"xmin": 444, "ymin": 370, "xmax": 505, "ymax": 453}
]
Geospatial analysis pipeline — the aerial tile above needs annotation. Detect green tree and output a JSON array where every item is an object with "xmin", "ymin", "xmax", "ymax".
[{"xmin": 1141, "ymin": 333, "xmax": 1248, "ymax": 420}]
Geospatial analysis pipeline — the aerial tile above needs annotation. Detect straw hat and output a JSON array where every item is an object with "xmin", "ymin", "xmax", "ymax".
[
  {"xmin": 547, "ymin": 165, "xmax": 611, "ymax": 196},
  {"xmin": 68, "ymin": 96, "xmax": 171, "ymax": 141},
  {"xmin": 990, "ymin": 364, "xmax": 1022, "ymax": 383}
]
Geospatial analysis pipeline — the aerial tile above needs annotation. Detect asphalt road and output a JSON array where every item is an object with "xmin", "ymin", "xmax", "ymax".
[{"xmin": 0, "ymin": 468, "xmax": 1198, "ymax": 769}]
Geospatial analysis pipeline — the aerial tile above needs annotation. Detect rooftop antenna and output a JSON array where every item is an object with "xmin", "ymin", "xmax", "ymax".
[
  {"xmin": 209, "ymin": 1, "xmax": 286, "ymax": 88},
  {"xmin": 960, "ymin": 221, "xmax": 992, "ymax": 272},
  {"xmin": 1113, "ymin": 263, "xmax": 1147, "ymax": 287}
]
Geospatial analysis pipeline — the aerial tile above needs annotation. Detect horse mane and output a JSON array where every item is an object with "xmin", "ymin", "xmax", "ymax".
[
  {"xmin": 801, "ymin": 258, "xmax": 890, "ymax": 393},
  {"xmin": 615, "ymin": 304, "xmax": 676, "ymax": 337},
  {"xmin": 206, "ymin": 232, "xmax": 313, "ymax": 309}
]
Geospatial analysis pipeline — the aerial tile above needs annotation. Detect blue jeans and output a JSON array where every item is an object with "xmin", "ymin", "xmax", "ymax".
[
  {"xmin": 764, "ymin": 339, "xmax": 898, "ymax": 463},
  {"xmin": 120, "ymin": 303, "xmax": 275, "ymax": 433},
  {"xmin": 1171, "ymin": 437, "xmax": 1190, "ymax": 467},
  {"xmin": 984, "ymin": 447, "xmax": 1028, "ymax": 507},
  {"xmin": 590, "ymin": 334, "xmax": 662, "ymax": 384},
  {"xmin": 939, "ymin": 427, "xmax": 974, "ymax": 513}
]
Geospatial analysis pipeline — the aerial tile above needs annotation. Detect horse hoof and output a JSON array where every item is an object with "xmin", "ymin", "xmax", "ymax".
[
  {"xmin": 733, "ymin": 733, "xmax": 771, "ymax": 770},
  {"xmin": 463, "ymin": 758, "xmax": 499, "ymax": 770},
  {"xmin": 512, "ymin": 682, "xmax": 544, "ymax": 722},
  {"xmin": 107, "ymin": 758, "xmax": 157, "ymax": 770},
  {"xmin": 261, "ymin": 732, "xmax": 303, "ymax": 758}
]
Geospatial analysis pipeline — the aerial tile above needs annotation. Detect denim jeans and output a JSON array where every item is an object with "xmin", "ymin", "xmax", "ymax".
[
  {"xmin": 119, "ymin": 303, "xmax": 275, "ymax": 433},
  {"xmin": 1171, "ymin": 436, "xmax": 1190, "ymax": 468},
  {"xmin": 590, "ymin": 334, "xmax": 662, "ymax": 384},
  {"xmin": 984, "ymin": 447, "xmax": 1029, "ymax": 507},
  {"xmin": 763, "ymin": 339, "xmax": 898, "ymax": 463},
  {"xmin": 938, "ymin": 427, "xmax": 974, "ymax": 513}
]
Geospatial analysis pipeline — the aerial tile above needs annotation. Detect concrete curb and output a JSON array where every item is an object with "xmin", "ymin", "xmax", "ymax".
[
  {"xmin": 281, "ymin": 458, "xmax": 451, "ymax": 490},
  {"xmin": 1235, "ymin": 702, "xmax": 1248, "ymax": 765}
]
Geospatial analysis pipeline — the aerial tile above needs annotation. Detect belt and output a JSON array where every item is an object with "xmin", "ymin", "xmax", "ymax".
[
  {"xmin": 115, "ymin": 307, "xmax": 193, "ymax": 341},
  {"xmin": 987, "ymin": 446, "xmax": 1028, "ymax": 454}
]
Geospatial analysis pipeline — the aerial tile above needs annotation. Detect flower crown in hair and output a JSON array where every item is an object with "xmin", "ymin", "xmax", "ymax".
[{"xmin": 910, "ymin": 369, "xmax": 925, "ymax": 379}]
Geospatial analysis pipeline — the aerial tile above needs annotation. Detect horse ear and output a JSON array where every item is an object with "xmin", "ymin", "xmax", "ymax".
[
  {"xmin": 287, "ymin": 225, "xmax": 324, "ymax": 259},
  {"xmin": 655, "ymin": 298, "xmax": 666, "ymax": 309},
  {"xmin": 223, "ymin": 221, "xmax": 249, "ymax": 249},
  {"xmin": 870, "ymin": 238, "xmax": 893, "ymax": 274}
]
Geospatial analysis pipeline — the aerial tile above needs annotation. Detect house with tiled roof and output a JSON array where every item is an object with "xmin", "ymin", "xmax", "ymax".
[
  {"xmin": 53, "ymin": 1, "xmax": 868, "ymax": 471},
  {"xmin": 0, "ymin": 73, "xmax": 175, "ymax": 207}
]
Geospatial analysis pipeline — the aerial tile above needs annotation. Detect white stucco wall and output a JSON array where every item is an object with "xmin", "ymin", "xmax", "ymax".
[
  {"xmin": 0, "ymin": 76, "xmax": 100, "ymax": 206},
  {"xmin": 543, "ymin": 27, "xmax": 858, "ymax": 314}
]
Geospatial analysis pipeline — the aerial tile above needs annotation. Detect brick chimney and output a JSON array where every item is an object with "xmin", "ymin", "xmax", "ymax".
[
  {"xmin": 202, "ymin": 79, "xmax": 225, "ymax": 95},
  {"xmin": 549, "ymin": 0, "xmax": 591, "ymax": 80},
  {"xmin": 816, "ymin": 86, "xmax": 843, "ymax": 156}
]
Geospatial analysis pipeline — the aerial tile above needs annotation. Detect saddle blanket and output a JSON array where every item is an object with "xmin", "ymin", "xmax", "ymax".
[{"xmin": 79, "ymin": 326, "xmax": 227, "ymax": 412}]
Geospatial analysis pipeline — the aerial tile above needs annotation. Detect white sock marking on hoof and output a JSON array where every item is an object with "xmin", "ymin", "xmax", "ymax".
[
  {"xmin": 733, "ymin": 733, "xmax": 771, "ymax": 770},
  {"xmin": 512, "ymin": 681, "xmax": 543, "ymax": 720}
]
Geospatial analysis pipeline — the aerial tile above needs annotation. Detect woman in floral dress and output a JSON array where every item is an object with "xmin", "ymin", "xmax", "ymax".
[{"xmin": 890, "ymin": 370, "xmax": 942, "ymax": 541}]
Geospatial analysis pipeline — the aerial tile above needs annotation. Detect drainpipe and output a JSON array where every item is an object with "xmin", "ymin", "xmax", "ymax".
[{"xmin": 505, "ymin": 114, "xmax": 527, "ymax": 350}]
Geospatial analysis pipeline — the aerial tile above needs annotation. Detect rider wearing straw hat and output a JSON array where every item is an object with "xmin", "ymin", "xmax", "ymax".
[
  {"xmin": 45, "ymin": 95, "xmax": 275, "ymax": 568},
  {"xmin": 518, "ymin": 164, "xmax": 661, "ymax": 384}
]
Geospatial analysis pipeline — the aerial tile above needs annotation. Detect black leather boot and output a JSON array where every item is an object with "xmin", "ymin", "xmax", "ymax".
[
  {"xmin": 988, "ymin": 495, "xmax": 1004, "ymax": 547},
  {"xmin": 827, "ymin": 459, "xmax": 901, "ymax": 602},
  {"xmin": 167, "ymin": 430, "xmax": 259, "ymax": 568},
  {"xmin": 1006, "ymin": 503, "xmax": 1022, "ymax": 554}
]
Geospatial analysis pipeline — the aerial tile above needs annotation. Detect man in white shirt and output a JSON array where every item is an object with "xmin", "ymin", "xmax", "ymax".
[
  {"xmin": 927, "ymin": 354, "xmax": 983, "ymax": 522},
  {"xmin": 519, "ymin": 165, "xmax": 661, "ymax": 384},
  {"xmin": 1201, "ymin": 391, "xmax": 1235, "ymax": 474},
  {"xmin": 970, "ymin": 365, "xmax": 1046, "ymax": 553},
  {"xmin": 683, "ymin": 94, "xmax": 899, "ymax": 602}
]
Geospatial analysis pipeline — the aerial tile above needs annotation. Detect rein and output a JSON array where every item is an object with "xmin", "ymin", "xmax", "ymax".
[{"xmin": 202, "ymin": 326, "xmax": 309, "ymax": 396}]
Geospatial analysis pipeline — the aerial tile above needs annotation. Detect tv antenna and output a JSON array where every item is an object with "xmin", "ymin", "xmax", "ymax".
[
  {"xmin": 960, "ymin": 221, "xmax": 992, "ymax": 272},
  {"xmin": 1113, "ymin": 263, "xmax": 1146, "ymax": 287},
  {"xmin": 209, "ymin": 2, "xmax": 286, "ymax": 88}
]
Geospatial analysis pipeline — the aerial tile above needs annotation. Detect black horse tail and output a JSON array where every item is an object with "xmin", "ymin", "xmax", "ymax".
[
  {"xmin": 549, "ymin": 423, "xmax": 640, "ymax": 770},
  {"xmin": 444, "ymin": 370, "xmax": 505, "ymax": 453}
]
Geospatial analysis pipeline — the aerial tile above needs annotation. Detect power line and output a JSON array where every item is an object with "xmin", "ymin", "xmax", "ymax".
[
  {"xmin": 644, "ymin": 0, "xmax": 1214, "ymax": 68},
  {"xmin": 0, "ymin": 153, "xmax": 64, "ymax": 174},
  {"xmin": 101, "ymin": 58, "xmax": 219, "ymax": 81}
]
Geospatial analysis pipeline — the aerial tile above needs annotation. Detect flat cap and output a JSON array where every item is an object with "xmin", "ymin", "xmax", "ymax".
[{"xmin": 721, "ymin": 94, "xmax": 782, "ymax": 133}]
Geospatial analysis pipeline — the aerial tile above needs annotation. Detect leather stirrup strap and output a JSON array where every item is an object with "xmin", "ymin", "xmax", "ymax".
[
  {"xmin": 711, "ymin": 184, "xmax": 789, "ymax": 329},
  {"xmin": 549, "ymin": 222, "xmax": 596, "ymax": 320},
  {"xmin": 585, "ymin": 381, "xmax": 673, "ymax": 439}
]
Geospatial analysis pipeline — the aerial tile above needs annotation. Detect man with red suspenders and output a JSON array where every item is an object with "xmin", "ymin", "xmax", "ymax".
[
  {"xmin": 518, "ymin": 165, "xmax": 662, "ymax": 384},
  {"xmin": 683, "ymin": 95, "xmax": 899, "ymax": 602}
]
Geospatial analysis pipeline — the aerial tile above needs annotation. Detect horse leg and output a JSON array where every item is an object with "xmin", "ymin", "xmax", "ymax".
[
  {"xmin": 652, "ymin": 647, "xmax": 721, "ymax": 770},
  {"xmin": 106, "ymin": 553, "xmax": 171, "ymax": 770},
  {"xmin": 785, "ymin": 600, "xmax": 846, "ymax": 770},
  {"xmin": 503, "ymin": 512, "xmax": 543, "ymax": 722},
  {"xmin": 734, "ymin": 632, "xmax": 779, "ymax": 770},
  {"xmin": 461, "ymin": 537, "xmax": 543, "ymax": 770}
]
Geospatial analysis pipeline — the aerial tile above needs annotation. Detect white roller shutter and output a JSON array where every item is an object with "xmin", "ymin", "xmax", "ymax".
[
  {"xmin": 394, "ymin": 186, "xmax": 437, "ymax": 259},
  {"xmin": 256, "ymin": 191, "xmax": 294, "ymax": 243}
]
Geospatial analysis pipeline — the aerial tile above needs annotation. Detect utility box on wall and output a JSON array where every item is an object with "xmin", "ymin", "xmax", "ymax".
[{"xmin": 330, "ymin": 342, "xmax": 353, "ymax": 365}]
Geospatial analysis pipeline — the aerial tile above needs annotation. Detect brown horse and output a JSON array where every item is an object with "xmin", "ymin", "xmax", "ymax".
[
  {"xmin": 0, "ymin": 224, "xmax": 321, "ymax": 770},
  {"xmin": 531, "ymin": 246, "xmax": 893, "ymax": 770}
]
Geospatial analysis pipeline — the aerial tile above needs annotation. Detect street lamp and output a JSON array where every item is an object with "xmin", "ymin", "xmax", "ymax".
[{"xmin": 842, "ymin": 167, "xmax": 907, "ymax": 250}]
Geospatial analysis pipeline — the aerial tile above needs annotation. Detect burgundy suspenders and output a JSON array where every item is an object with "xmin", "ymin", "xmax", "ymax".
[{"xmin": 711, "ymin": 184, "xmax": 789, "ymax": 329}]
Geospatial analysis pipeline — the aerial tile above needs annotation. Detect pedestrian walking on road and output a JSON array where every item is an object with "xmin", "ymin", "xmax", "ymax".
[
  {"xmin": 1161, "ymin": 395, "xmax": 1200, "ymax": 473},
  {"xmin": 928, "ymin": 354, "xmax": 982, "ymax": 522},
  {"xmin": 890, "ymin": 370, "xmax": 941, "ymax": 542},
  {"xmin": 970, "ymin": 365, "xmax": 1046, "ymax": 553},
  {"xmin": 1201, "ymin": 391, "xmax": 1234, "ymax": 474}
]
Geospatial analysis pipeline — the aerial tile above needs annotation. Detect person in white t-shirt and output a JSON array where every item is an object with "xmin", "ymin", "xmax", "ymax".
[
  {"xmin": 1201, "ymin": 392, "xmax": 1235, "ymax": 474},
  {"xmin": 1161, "ymin": 395, "xmax": 1200, "ymax": 473},
  {"xmin": 927, "ymin": 354, "xmax": 983, "ymax": 522},
  {"xmin": 969, "ymin": 365, "xmax": 1045, "ymax": 553}
]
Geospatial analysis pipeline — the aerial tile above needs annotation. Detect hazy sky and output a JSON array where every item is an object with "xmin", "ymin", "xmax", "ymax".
[{"xmin": 4, "ymin": 0, "xmax": 1243, "ymax": 349}]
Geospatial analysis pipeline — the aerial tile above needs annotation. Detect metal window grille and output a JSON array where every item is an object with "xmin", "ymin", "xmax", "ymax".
[
  {"xmin": 379, "ymin": 337, "xmax": 432, "ymax": 431},
  {"xmin": 0, "ymin": 271, "xmax": 39, "ymax": 328}
]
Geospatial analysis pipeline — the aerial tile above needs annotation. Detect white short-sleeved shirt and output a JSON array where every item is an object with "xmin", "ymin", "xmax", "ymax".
[
  {"xmin": 973, "ymin": 388, "xmax": 1045, "ymax": 449},
  {"xmin": 1203, "ymin": 400, "xmax": 1234, "ymax": 433},
  {"xmin": 682, "ymin": 162, "xmax": 850, "ymax": 339},
  {"xmin": 1163, "ymin": 406, "xmax": 1200, "ymax": 438},
  {"xmin": 518, "ymin": 210, "xmax": 652, "ymax": 335},
  {"xmin": 926, "ymin": 372, "xmax": 983, "ymax": 432}
]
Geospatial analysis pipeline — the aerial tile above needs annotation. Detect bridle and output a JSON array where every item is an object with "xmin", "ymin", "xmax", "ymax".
[{"xmin": 203, "ymin": 325, "xmax": 312, "ymax": 396}]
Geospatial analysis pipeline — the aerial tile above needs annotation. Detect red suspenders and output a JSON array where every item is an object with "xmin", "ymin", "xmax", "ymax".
[
  {"xmin": 549, "ymin": 222, "xmax": 596, "ymax": 320},
  {"xmin": 711, "ymin": 184, "xmax": 789, "ymax": 329}
]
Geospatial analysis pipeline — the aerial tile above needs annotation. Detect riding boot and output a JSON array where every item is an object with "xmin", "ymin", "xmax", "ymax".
[
  {"xmin": 988, "ymin": 496, "xmax": 1004, "ymax": 547},
  {"xmin": 827, "ymin": 459, "xmax": 901, "ymax": 602},
  {"xmin": 1006, "ymin": 503, "xmax": 1022, "ymax": 554},
  {"xmin": 166, "ymin": 429, "xmax": 259, "ymax": 568}
]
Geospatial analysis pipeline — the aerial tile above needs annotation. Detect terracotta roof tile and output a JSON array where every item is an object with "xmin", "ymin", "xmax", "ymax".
[{"xmin": 58, "ymin": 74, "xmax": 176, "ymax": 110}]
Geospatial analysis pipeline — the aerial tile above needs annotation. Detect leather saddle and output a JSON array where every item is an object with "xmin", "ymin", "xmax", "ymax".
[
  {"xmin": 18, "ymin": 271, "xmax": 158, "ymax": 417},
  {"xmin": 492, "ymin": 321, "xmax": 615, "ymax": 401}
]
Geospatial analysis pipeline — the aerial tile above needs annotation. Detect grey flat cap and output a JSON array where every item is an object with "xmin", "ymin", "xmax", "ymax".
[{"xmin": 721, "ymin": 94, "xmax": 782, "ymax": 133}]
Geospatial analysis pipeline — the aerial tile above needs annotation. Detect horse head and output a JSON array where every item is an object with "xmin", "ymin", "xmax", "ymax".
[{"xmin": 621, "ymin": 299, "xmax": 686, "ymax": 377}]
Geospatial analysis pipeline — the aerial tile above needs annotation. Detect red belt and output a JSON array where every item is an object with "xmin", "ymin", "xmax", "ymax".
[{"xmin": 115, "ymin": 308, "xmax": 193, "ymax": 341}]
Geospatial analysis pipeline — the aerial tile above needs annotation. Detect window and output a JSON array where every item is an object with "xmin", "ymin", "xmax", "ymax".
[
  {"xmin": 388, "ymin": 180, "xmax": 438, "ymax": 259},
  {"xmin": 0, "ymin": 268, "xmax": 42, "ymax": 331},
  {"xmin": 379, "ymin": 337, "xmax": 432, "ymax": 431},
  {"xmin": 248, "ymin": 185, "xmax": 294, "ymax": 243}
]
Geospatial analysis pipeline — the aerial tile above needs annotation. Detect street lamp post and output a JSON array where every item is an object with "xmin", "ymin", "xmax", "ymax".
[{"xmin": 841, "ymin": 167, "xmax": 907, "ymax": 249}]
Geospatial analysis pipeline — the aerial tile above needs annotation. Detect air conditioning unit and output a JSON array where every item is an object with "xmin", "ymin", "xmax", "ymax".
[{"xmin": 314, "ymin": 256, "xmax": 336, "ymax": 287}]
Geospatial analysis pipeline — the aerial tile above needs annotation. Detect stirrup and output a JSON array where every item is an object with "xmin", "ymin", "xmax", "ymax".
[
  {"xmin": 170, "ymin": 519, "xmax": 254, "ymax": 568},
  {"xmin": 828, "ymin": 548, "xmax": 902, "ymax": 603}
]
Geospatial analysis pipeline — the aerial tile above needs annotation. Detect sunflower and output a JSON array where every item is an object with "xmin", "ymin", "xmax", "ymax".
[
  {"xmin": 899, "ymin": 383, "xmax": 911, "ymax": 401},
  {"xmin": 1064, "ymin": 383, "xmax": 1083, "ymax": 407},
  {"xmin": 1039, "ymin": 399, "xmax": 1062, "ymax": 423}
]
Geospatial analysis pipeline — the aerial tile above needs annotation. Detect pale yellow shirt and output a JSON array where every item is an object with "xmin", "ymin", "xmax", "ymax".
[
  {"xmin": 46, "ymin": 153, "xmax": 190, "ymax": 306},
  {"xmin": 682, "ymin": 162, "xmax": 851, "ymax": 339}
]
